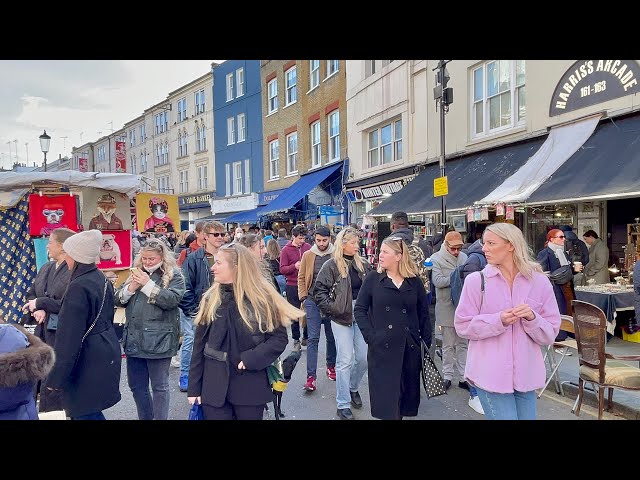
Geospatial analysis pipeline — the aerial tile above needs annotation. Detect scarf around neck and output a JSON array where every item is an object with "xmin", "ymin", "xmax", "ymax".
[{"xmin": 548, "ymin": 241, "xmax": 569, "ymax": 266}]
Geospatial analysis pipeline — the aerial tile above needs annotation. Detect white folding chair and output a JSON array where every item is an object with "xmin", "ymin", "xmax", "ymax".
[{"xmin": 538, "ymin": 315, "xmax": 577, "ymax": 398}]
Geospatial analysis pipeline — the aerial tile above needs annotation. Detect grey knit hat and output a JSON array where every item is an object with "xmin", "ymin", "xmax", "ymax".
[{"xmin": 63, "ymin": 229, "xmax": 103, "ymax": 264}]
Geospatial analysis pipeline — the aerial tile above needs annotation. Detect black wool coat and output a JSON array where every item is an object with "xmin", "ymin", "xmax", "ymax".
[
  {"xmin": 354, "ymin": 273, "xmax": 431, "ymax": 420},
  {"xmin": 188, "ymin": 286, "xmax": 288, "ymax": 409},
  {"xmin": 47, "ymin": 263, "xmax": 122, "ymax": 418}
]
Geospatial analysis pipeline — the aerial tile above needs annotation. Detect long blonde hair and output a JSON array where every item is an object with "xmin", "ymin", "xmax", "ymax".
[
  {"xmin": 377, "ymin": 237, "xmax": 417, "ymax": 278},
  {"xmin": 195, "ymin": 243, "xmax": 303, "ymax": 332},
  {"xmin": 333, "ymin": 228, "xmax": 366, "ymax": 278},
  {"xmin": 134, "ymin": 238, "xmax": 176, "ymax": 287},
  {"xmin": 266, "ymin": 238, "xmax": 280, "ymax": 260},
  {"xmin": 484, "ymin": 223, "xmax": 542, "ymax": 279}
]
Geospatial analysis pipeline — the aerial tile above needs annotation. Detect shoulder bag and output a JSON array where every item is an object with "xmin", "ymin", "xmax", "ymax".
[{"xmin": 420, "ymin": 338, "xmax": 446, "ymax": 399}]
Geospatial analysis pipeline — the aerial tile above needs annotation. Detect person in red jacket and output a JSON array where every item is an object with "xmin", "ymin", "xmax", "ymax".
[{"xmin": 280, "ymin": 224, "xmax": 311, "ymax": 351}]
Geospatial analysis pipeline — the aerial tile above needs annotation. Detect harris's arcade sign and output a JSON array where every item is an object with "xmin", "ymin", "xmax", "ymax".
[{"xmin": 550, "ymin": 60, "xmax": 640, "ymax": 116}]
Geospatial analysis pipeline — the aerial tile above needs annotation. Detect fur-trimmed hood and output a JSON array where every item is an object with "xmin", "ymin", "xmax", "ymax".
[{"xmin": 0, "ymin": 324, "xmax": 55, "ymax": 388}]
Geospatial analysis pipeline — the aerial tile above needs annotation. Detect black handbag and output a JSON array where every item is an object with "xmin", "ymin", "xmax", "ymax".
[
  {"xmin": 420, "ymin": 339, "xmax": 446, "ymax": 399},
  {"xmin": 549, "ymin": 265, "xmax": 573, "ymax": 285}
]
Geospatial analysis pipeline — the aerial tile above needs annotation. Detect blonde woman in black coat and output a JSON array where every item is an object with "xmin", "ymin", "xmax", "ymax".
[
  {"xmin": 354, "ymin": 236, "xmax": 431, "ymax": 420},
  {"xmin": 187, "ymin": 243, "xmax": 304, "ymax": 420}
]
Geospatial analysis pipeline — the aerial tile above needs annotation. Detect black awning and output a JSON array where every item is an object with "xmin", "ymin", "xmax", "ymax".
[
  {"xmin": 527, "ymin": 114, "xmax": 640, "ymax": 204},
  {"xmin": 368, "ymin": 136, "xmax": 546, "ymax": 216}
]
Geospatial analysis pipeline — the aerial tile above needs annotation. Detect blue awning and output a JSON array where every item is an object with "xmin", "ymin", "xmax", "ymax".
[
  {"xmin": 260, "ymin": 163, "xmax": 343, "ymax": 215},
  {"xmin": 224, "ymin": 207, "xmax": 264, "ymax": 224}
]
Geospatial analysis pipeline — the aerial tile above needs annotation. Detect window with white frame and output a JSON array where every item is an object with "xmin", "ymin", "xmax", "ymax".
[
  {"xmin": 131, "ymin": 155, "xmax": 137, "ymax": 174},
  {"xmin": 177, "ymin": 98, "xmax": 187, "ymax": 122},
  {"xmin": 182, "ymin": 129, "xmax": 188, "ymax": 156},
  {"xmin": 233, "ymin": 161, "xmax": 243, "ymax": 195},
  {"xmin": 155, "ymin": 114, "xmax": 161, "ymax": 135},
  {"xmin": 236, "ymin": 68, "xmax": 245, "ymax": 97},
  {"xmin": 328, "ymin": 110, "xmax": 340, "ymax": 161},
  {"xmin": 225, "ymin": 163, "xmax": 231, "ymax": 196},
  {"xmin": 201, "ymin": 125, "xmax": 206, "ymax": 150},
  {"xmin": 286, "ymin": 132, "xmax": 298, "ymax": 175},
  {"xmin": 195, "ymin": 89, "xmax": 205, "ymax": 114},
  {"xmin": 163, "ymin": 111, "xmax": 168, "ymax": 131},
  {"xmin": 244, "ymin": 159, "xmax": 250, "ymax": 194},
  {"xmin": 157, "ymin": 175, "xmax": 170, "ymax": 193},
  {"xmin": 197, "ymin": 164, "xmax": 208, "ymax": 190},
  {"xmin": 472, "ymin": 60, "xmax": 526, "ymax": 137},
  {"xmin": 178, "ymin": 132, "xmax": 184, "ymax": 157},
  {"xmin": 226, "ymin": 73, "xmax": 234, "ymax": 102},
  {"xmin": 267, "ymin": 79, "xmax": 278, "ymax": 114},
  {"xmin": 310, "ymin": 60, "xmax": 320, "ymax": 89},
  {"xmin": 367, "ymin": 119, "xmax": 402, "ymax": 168},
  {"xmin": 140, "ymin": 151, "xmax": 147, "ymax": 172},
  {"xmin": 140, "ymin": 123, "xmax": 146, "ymax": 142},
  {"xmin": 285, "ymin": 66, "xmax": 297, "ymax": 105},
  {"xmin": 179, "ymin": 170, "xmax": 189, "ymax": 193},
  {"xmin": 311, "ymin": 121, "xmax": 321, "ymax": 168},
  {"xmin": 227, "ymin": 117, "xmax": 235, "ymax": 145},
  {"xmin": 196, "ymin": 126, "xmax": 201, "ymax": 151},
  {"xmin": 156, "ymin": 144, "xmax": 161, "ymax": 165},
  {"xmin": 327, "ymin": 60, "xmax": 339, "ymax": 77},
  {"xmin": 269, "ymin": 139, "xmax": 279, "ymax": 179},
  {"xmin": 237, "ymin": 113, "xmax": 246, "ymax": 142}
]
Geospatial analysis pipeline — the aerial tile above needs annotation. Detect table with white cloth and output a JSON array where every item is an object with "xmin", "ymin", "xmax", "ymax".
[{"xmin": 574, "ymin": 284, "xmax": 636, "ymax": 335}]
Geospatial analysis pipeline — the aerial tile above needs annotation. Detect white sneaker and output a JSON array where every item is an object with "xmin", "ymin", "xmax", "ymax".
[
  {"xmin": 555, "ymin": 348, "xmax": 572, "ymax": 356},
  {"xmin": 468, "ymin": 395, "xmax": 485, "ymax": 415},
  {"xmin": 170, "ymin": 354, "xmax": 181, "ymax": 368}
]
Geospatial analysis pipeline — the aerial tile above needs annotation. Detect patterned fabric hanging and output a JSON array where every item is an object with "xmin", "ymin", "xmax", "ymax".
[{"xmin": 0, "ymin": 194, "xmax": 37, "ymax": 325}]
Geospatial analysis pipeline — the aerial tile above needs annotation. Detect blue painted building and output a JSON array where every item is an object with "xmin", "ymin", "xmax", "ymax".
[{"xmin": 211, "ymin": 60, "xmax": 264, "ymax": 223}]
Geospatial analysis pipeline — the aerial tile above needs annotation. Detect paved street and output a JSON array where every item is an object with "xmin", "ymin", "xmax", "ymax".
[{"xmin": 102, "ymin": 319, "xmax": 622, "ymax": 421}]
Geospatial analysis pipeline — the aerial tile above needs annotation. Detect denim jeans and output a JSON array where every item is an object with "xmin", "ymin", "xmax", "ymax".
[
  {"xmin": 71, "ymin": 411, "xmax": 106, "ymax": 420},
  {"xmin": 475, "ymin": 387, "xmax": 537, "ymax": 420},
  {"xmin": 303, "ymin": 297, "xmax": 336, "ymax": 378},
  {"xmin": 127, "ymin": 356, "xmax": 172, "ymax": 420},
  {"xmin": 275, "ymin": 275, "xmax": 286, "ymax": 296},
  {"xmin": 285, "ymin": 285, "xmax": 307, "ymax": 341},
  {"xmin": 332, "ymin": 318, "xmax": 368, "ymax": 410},
  {"xmin": 180, "ymin": 310, "xmax": 194, "ymax": 377}
]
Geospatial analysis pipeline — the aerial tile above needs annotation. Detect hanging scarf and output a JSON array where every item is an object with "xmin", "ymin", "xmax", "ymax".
[{"xmin": 548, "ymin": 241, "xmax": 569, "ymax": 266}]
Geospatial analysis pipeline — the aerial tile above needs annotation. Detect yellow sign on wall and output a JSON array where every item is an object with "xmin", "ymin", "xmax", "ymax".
[{"xmin": 434, "ymin": 176, "xmax": 448, "ymax": 197}]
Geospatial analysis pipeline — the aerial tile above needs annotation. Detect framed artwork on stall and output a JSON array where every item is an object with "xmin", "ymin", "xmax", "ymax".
[
  {"xmin": 135, "ymin": 193, "xmax": 180, "ymax": 234},
  {"xmin": 28, "ymin": 193, "xmax": 79, "ymax": 236},
  {"xmin": 82, "ymin": 189, "xmax": 133, "ymax": 231},
  {"xmin": 451, "ymin": 214, "xmax": 467, "ymax": 233},
  {"xmin": 95, "ymin": 230, "xmax": 132, "ymax": 270}
]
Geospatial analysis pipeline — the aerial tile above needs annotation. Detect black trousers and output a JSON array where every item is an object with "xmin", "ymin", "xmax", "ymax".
[
  {"xmin": 202, "ymin": 401, "xmax": 265, "ymax": 420},
  {"xmin": 285, "ymin": 284, "xmax": 307, "ymax": 341}
]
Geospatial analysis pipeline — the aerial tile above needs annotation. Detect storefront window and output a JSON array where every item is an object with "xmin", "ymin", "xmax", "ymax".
[{"xmin": 526, "ymin": 204, "xmax": 577, "ymax": 255}]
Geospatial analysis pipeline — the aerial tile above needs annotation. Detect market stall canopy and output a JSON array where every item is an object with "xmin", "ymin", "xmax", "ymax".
[
  {"xmin": 260, "ymin": 162, "xmax": 342, "ymax": 216},
  {"xmin": 367, "ymin": 136, "xmax": 546, "ymax": 216},
  {"xmin": 479, "ymin": 114, "xmax": 601, "ymax": 204},
  {"xmin": 0, "ymin": 171, "xmax": 142, "ymax": 208},
  {"xmin": 224, "ymin": 207, "xmax": 265, "ymax": 224},
  {"xmin": 527, "ymin": 113, "xmax": 640, "ymax": 204}
]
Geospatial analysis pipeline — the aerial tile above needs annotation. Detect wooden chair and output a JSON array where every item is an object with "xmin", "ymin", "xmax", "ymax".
[
  {"xmin": 538, "ymin": 315, "xmax": 578, "ymax": 398},
  {"xmin": 572, "ymin": 300, "xmax": 640, "ymax": 420}
]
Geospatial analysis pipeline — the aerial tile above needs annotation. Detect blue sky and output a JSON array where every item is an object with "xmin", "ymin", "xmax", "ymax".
[{"xmin": 0, "ymin": 60, "xmax": 220, "ymax": 169}]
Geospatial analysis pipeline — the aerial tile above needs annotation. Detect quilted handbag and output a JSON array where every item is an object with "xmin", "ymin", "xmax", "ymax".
[{"xmin": 420, "ymin": 339, "xmax": 446, "ymax": 399}]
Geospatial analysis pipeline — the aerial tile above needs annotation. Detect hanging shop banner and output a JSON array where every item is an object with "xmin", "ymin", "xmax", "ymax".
[
  {"xmin": 79, "ymin": 157, "xmax": 88, "ymax": 173},
  {"xmin": 496, "ymin": 203, "xmax": 505, "ymax": 216},
  {"xmin": 506, "ymin": 205, "xmax": 515, "ymax": 220},
  {"xmin": 549, "ymin": 60, "xmax": 640, "ymax": 116},
  {"xmin": 136, "ymin": 193, "xmax": 180, "ymax": 233},
  {"xmin": 467, "ymin": 208, "xmax": 474, "ymax": 223},
  {"xmin": 480, "ymin": 207, "xmax": 489, "ymax": 221},
  {"xmin": 28, "ymin": 193, "xmax": 80, "ymax": 236},
  {"xmin": 474, "ymin": 208, "xmax": 482, "ymax": 221},
  {"xmin": 115, "ymin": 141, "xmax": 126, "ymax": 173},
  {"xmin": 82, "ymin": 189, "xmax": 133, "ymax": 231}
]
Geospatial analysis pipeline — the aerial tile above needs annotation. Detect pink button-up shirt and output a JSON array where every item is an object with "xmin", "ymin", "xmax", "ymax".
[{"xmin": 454, "ymin": 264, "xmax": 560, "ymax": 394}]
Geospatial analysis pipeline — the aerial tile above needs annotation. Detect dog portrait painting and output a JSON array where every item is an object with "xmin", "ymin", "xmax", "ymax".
[
  {"xmin": 28, "ymin": 193, "xmax": 79, "ymax": 236},
  {"xmin": 95, "ymin": 230, "xmax": 132, "ymax": 270}
]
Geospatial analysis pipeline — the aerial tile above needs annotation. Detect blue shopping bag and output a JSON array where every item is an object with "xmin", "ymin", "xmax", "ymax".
[{"xmin": 188, "ymin": 402, "xmax": 204, "ymax": 420}]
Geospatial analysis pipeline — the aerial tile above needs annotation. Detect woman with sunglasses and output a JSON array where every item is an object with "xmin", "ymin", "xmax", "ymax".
[
  {"xmin": 314, "ymin": 227, "xmax": 372, "ymax": 420},
  {"xmin": 354, "ymin": 236, "xmax": 430, "ymax": 420},
  {"xmin": 454, "ymin": 223, "xmax": 560, "ymax": 420},
  {"xmin": 115, "ymin": 238, "xmax": 185, "ymax": 420},
  {"xmin": 187, "ymin": 243, "xmax": 303, "ymax": 420},
  {"xmin": 536, "ymin": 229, "xmax": 581, "ymax": 328}
]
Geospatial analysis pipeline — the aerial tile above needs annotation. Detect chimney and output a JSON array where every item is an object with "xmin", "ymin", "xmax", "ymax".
[{"xmin": 59, "ymin": 154, "xmax": 62, "ymax": 159}]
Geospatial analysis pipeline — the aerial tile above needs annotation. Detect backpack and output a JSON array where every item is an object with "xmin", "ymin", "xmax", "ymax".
[
  {"xmin": 566, "ymin": 237, "xmax": 586, "ymax": 264},
  {"xmin": 407, "ymin": 243, "xmax": 430, "ymax": 294},
  {"xmin": 450, "ymin": 252, "xmax": 487, "ymax": 307}
]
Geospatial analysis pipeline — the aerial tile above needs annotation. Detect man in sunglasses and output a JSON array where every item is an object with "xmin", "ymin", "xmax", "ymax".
[
  {"xmin": 178, "ymin": 221, "xmax": 226, "ymax": 392},
  {"xmin": 430, "ymin": 231, "xmax": 468, "ymax": 392}
]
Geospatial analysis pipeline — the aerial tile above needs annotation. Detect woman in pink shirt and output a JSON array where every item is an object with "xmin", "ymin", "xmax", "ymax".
[{"xmin": 454, "ymin": 223, "xmax": 560, "ymax": 420}]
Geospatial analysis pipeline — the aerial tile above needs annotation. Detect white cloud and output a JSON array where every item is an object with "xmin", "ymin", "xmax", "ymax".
[{"xmin": 0, "ymin": 60, "xmax": 220, "ymax": 169}]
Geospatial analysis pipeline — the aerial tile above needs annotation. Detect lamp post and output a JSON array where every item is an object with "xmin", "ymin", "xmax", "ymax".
[
  {"xmin": 433, "ymin": 60, "xmax": 453, "ymax": 231},
  {"xmin": 39, "ymin": 130, "xmax": 51, "ymax": 172}
]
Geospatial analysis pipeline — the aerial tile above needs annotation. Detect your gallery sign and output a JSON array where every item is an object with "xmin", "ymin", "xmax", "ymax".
[{"xmin": 549, "ymin": 60, "xmax": 640, "ymax": 116}]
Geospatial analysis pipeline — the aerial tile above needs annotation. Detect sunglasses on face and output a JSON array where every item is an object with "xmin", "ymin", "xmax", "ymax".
[
  {"xmin": 207, "ymin": 232, "xmax": 224, "ymax": 237},
  {"xmin": 554, "ymin": 235, "xmax": 565, "ymax": 239},
  {"xmin": 446, "ymin": 243, "xmax": 462, "ymax": 251}
]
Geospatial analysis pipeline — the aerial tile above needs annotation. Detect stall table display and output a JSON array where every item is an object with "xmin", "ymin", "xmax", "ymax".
[{"xmin": 574, "ymin": 284, "xmax": 635, "ymax": 335}]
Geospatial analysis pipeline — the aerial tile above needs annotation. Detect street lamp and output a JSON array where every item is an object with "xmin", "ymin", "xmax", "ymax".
[{"xmin": 39, "ymin": 130, "xmax": 51, "ymax": 172}]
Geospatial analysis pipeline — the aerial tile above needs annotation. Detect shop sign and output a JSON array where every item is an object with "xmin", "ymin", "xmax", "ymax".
[
  {"xmin": 211, "ymin": 193, "xmax": 258, "ymax": 214},
  {"xmin": 347, "ymin": 176, "xmax": 415, "ymax": 201},
  {"xmin": 550, "ymin": 60, "xmax": 640, "ymax": 116},
  {"xmin": 434, "ymin": 176, "xmax": 448, "ymax": 197},
  {"xmin": 258, "ymin": 189, "xmax": 285, "ymax": 205},
  {"xmin": 179, "ymin": 192, "xmax": 214, "ymax": 209}
]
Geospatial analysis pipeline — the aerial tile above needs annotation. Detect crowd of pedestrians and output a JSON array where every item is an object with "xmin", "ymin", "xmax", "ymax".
[{"xmin": 5, "ymin": 211, "xmax": 598, "ymax": 421}]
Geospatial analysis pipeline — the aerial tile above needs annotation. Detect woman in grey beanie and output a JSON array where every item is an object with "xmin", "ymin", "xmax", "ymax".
[{"xmin": 46, "ymin": 229, "xmax": 122, "ymax": 420}]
